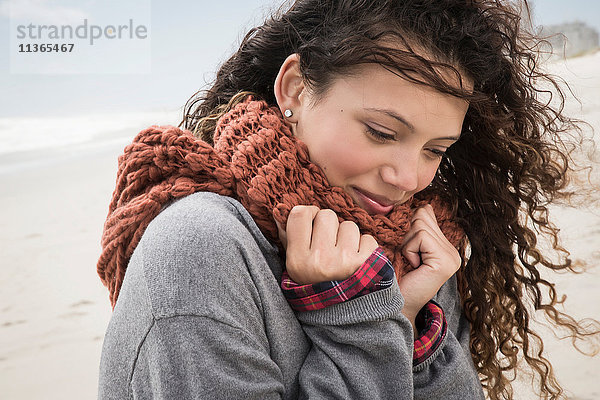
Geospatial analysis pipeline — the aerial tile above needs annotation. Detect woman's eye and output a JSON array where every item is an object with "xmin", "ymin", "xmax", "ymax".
[
  {"xmin": 365, "ymin": 125, "xmax": 395, "ymax": 142},
  {"xmin": 428, "ymin": 148, "xmax": 447, "ymax": 159}
]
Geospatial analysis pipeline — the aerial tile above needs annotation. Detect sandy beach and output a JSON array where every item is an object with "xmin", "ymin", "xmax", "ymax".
[{"xmin": 1, "ymin": 53, "xmax": 599, "ymax": 399}]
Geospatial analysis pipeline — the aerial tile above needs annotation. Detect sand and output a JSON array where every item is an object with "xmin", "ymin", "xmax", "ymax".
[{"xmin": 1, "ymin": 52, "xmax": 599, "ymax": 399}]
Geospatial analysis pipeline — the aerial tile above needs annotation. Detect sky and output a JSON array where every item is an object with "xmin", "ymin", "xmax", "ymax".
[
  {"xmin": 531, "ymin": 0, "xmax": 600, "ymax": 31},
  {"xmin": 0, "ymin": 0, "xmax": 598, "ymax": 119}
]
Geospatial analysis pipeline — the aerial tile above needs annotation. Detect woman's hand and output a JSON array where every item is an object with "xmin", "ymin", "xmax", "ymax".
[
  {"xmin": 399, "ymin": 204, "xmax": 462, "ymax": 335},
  {"xmin": 276, "ymin": 205, "xmax": 379, "ymax": 285}
]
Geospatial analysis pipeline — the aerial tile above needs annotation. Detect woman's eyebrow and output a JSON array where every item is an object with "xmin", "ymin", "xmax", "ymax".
[{"xmin": 364, "ymin": 107, "xmax": 415, "ymax": 132}]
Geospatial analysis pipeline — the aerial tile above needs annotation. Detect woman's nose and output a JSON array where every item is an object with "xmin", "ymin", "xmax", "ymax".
[{"xmin": 379, "ymin": 157, "xmax": 420, "ymax": 192}]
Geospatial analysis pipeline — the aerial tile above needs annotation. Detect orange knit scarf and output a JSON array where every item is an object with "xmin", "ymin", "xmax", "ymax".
[{"xmin": 97, "ymin": 97, "xmax": 465, "ymax": 307}]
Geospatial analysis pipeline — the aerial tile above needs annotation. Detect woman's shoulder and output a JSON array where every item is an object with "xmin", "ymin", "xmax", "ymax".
[
  {"xmin": 142, "ymin": 191, "xmax": 276, "ymax": 255},
  {"xmin": 127, "ymin": 191, "xmax": 282, "ymax": 318}
]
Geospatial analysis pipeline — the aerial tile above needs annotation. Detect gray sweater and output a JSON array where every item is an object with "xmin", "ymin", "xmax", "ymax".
[{"xmin": 98, "ymin": 192, "xmax": 484, "ymax": 399}]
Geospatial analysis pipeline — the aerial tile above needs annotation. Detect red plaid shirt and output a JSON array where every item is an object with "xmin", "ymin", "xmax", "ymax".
[{"xmin": 280, "ymin": 247, "xmax": 447, "ymax": 366}]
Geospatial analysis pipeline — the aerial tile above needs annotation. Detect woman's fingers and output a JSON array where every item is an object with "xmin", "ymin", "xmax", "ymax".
[
  {"xmin": 358, "ymin": 233, "xmax": 379, "ymax": 259},
  {"xmin": 311, "ymin": 209, "xmax": 340, "ymax": 249},
  {"xmin": 408, "ymin": 205, "xmax": 444, "ymax": 242},
  {"xmin": 275, "ymin": 219, "xmax": 288, "ymax": 250},
  {"xmin": 276, "ymin": 206, "xmax": 379, "ymax": 284},
  {"xmin": 402, "ymin": 227, "xmax": 459, "ymax": 271},
  {"xmin": 284, "ymin": 205, "xmax": 320, "ymax": 252},
  {"xmin": 399, "ymin": 205, "xmax": 463, "ymax": 323},
  {"xmin": 336, "ymin": 220, "xmax": 361, "ymax": 252},
  {"xmin": 401, "ymin": 227, "xmax": 430, "ymax": 269}
]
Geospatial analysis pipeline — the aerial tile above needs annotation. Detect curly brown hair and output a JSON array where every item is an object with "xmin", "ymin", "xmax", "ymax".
[{"xmin": 179, "ymin": 0, "xmax": 599, "ymax": 398}]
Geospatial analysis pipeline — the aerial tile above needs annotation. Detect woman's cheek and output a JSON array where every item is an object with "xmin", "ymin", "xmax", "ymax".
[
  {"xmin": 315, "ymin": 139, "xmax": 381, "ymax": 184},
  {"xmin": 417, "ymin": 164, "xmax": 440, "ymax": 192}
]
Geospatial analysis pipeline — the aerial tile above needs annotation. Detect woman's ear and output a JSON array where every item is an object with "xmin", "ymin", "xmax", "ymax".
[{"xmin": 274, "ymin": 54, "xmax": 305, "ymax": 124}]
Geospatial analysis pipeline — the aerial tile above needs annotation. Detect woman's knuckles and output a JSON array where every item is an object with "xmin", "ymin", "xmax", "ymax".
[
  {"xmin": 338, "ymin": 220, "xmax": 360, "ymax": 237},
  {"xmin": 412, "ymin": 206, "xmax": 433, "ymax": 219},
  {"xmin": 315, "ymin": 208, "xmax": 338, "ymax": 221},
  {"xmin": 288, "ymin": 205, "xmax": 319, "ymax": 220}
]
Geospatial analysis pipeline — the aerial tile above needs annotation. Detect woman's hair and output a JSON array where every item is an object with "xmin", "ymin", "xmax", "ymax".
[{"xmin": 180, "ymin": 0, "xmax": 599, "ymax": 398}]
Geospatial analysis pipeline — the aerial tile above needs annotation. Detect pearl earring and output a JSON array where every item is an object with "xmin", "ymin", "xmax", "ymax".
[{"xmin": 284, "ymin": 109, "xmax": 293, "ymax": 118}]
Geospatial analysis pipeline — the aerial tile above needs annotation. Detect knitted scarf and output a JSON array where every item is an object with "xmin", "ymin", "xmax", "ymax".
[{"xmin": 97, "ymin": 97, "xmax": 465, "ymax": 307}]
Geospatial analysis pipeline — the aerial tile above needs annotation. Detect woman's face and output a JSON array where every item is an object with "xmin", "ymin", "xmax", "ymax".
[{"xmin": 291, "ymin": 63, "xmax": 470, "ymax": 215}]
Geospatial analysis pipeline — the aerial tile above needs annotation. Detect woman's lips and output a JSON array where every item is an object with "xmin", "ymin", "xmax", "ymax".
[{"xmin": 352, "ymin": 187, "xmax": 395, "ymax": 215}]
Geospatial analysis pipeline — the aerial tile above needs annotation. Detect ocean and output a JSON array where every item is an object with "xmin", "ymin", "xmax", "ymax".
[{"xmin": 0, "ymin": 109, "xmax": 181, "ymax": 174}]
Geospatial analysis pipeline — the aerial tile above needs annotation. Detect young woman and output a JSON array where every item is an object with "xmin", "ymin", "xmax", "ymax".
[{"xmin": 97, "ymin": 0, "xmax": 598, "ymax": 399}]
